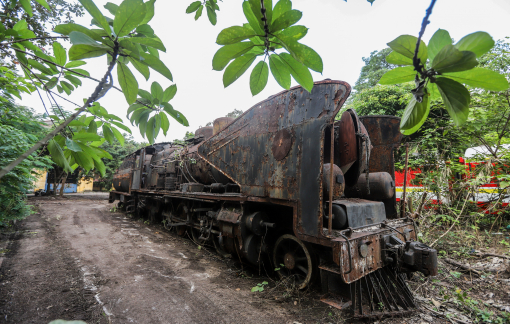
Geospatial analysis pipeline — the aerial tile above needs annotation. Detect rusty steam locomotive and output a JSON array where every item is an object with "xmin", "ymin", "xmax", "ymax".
[{"xmin": 109, "ymin": 80, "xmax": 438, "ymax": 317}]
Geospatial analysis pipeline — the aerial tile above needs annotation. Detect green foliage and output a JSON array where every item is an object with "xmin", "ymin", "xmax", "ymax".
[
  {"xmin": 213, "ymin": 0, "xmax": 322, "ymax": 95},
  {"xmin": 381, "ymin": 29, "xmax": 508, "ymax": 134},
  {"xmin": 82, "ymin": 133, "xmax": 144, "ymax": 191},
  {"xmin": 127, "ymin": 81, "xmax": 186, "ymax": 144},
  {"xmin": 186, "ymin": 0, "xmax": 219, "ymax": 25},
  {"xmin": 251, "ymin": 281, "xmax": 268, "ymax": 292},
  {"xmin": 0, "ymin": 100, "xmax": 52, "ymax": 225},
  {"xmin": 354, "ymin": 48, "xmax": 396, "ymax": 92}
]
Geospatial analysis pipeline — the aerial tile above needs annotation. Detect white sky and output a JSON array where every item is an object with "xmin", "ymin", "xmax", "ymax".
[{"xmin": 17, "ymin": 0, "xmax": 510, "ymax": 143}]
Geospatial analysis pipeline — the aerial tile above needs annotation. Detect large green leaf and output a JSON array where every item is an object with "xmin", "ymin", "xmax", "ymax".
[
  {"xmin": 223, "ymin": 54, "xmax": 257, "ymax": 87},
  {"xmin": 275, "ymin": 25, "xmax": 307, "ymax": 42},
  {"xmin": 72, "ymin": 132, "xmax": 102, "ymax": 142},
  {"xmin": 186, "ymin": 1, "xmax": 202, "ymax": 13},
  {"xmin": 19, "ymin": 0, "xmax": 32, "ymax": 16},
  {"xmin": 206, "ymin": 6, "xmax": 217, "ymax": 25},
  {"xmin": 272, "ymin": 0, "xmax": 292, "ymax": 22},
  {"xmin": 136, "ymin": 24, "xmax": 154, "ymax": 36},
  {"xmin": 69, "ymin": 31, "xmax": 109, "ymax": 49},
  {"xmin": 385, "ymin": 51, "xmax": 413, "ymax": 65},
  {"xmin": 431, "ymin": 44, "xmax": 477, "ymax": 73},
  {"xmin": 28, "ymin": 59, "xmax": 52, "ymax": 75},
  {"xmin": 69, "ymin": 45, "xmax": 108, "ymax": 60},
  {"xmin": 138, "ymin": 111, "xmax": 151, "ymax": 136},
  {"xmin": 139, "ymin": 52, "xmax": 173, "ymax": 81},
  {"xmin": 140, "ymin": 0, "xmax": 156, "ymax": 25},
  {"xmin": 278, "ymin": 35, "xmax": 323, "ymax": 73},
  {"xmin": 269, "ymin": 54, "xmax": 291, "ymax": 89},
  {"xmin": 151, "ymin": 82, "xmax": 163, "ymax": 101},
  {"xmin": 455, "ymin": 31, "xmax": 494, "ymax": 58},
  {"xmin": 161, "ymin": 103, "xmax": 188, "ymax": 126},
  {"xmin": 387, "ymin": 35, "xmax": 427, "ymax": 65},
  {"xmin": 54, "ymin": 23, "xmax": 104, "ymax": 42},
  {"xmin": 102, "ymin": 124, "xmax": 115, "ymax": 144},
  {"xmin": 78, "ymin": 0, "xmax": 111, "ymax": 35},
  {"xmin": 65, "ymin": 60, "xmax": 86, "ymax": 68},
  {"xmin": 129, "ymin": 57, "xmax": 150, "ymax": 80},
  {"xmin": 400, "ymin": 92, "xmax": 430, "ymax": 135},
  {"xmin": 194, "ymin": 5, "xmax": 203, "ymax": 20},
  {"xmin": 113, "ymin": 0, "xmax": 146, "ymax": 37},
  {"xmin": 111, "ymin": 121, "xmax": 132, "ymax": 134},
  {"xmin": 47, "ymin": 139, "xmax": 72, "ymax": 172},
  {"xmin": 117, "ymin": 62, "xmax": 138, "ymax": 104},
  {"xmin": 279, "ymin": 53, "xmax": 313, "ymax": 93},
  {"xmin": 71, "ymin": 151, "xmax": 94, "ymax": 171},
  {"xmin": 91, "ymin": 154, "xmax": 106, "ymax": 177},
  {"xmin": 128, "ymin": 37, "xmax": 166, "ymax": 52},
  {"xmin": 110, "ymin": 126, "xmax": 125, "ymax": 146},
  {"xmin": 146, "ymin": 116, "xmax": 155, "ymax": 144},
  {"xmin": 65, "ymin": 138, "xmax": 82, "ymax": 152},
  {"xmin": 104, "ymin": 2, "xmax": 118, "ymax": 15},
  {"xmin": 248, "ymin": 0, "xmax": 264, "ymax": 33},
  {"xmin": 427, "ymin": 82, "xmax": 440, "ymax": 101},
  {"xmin": 213, "ymin": 42, "xmax": 255, "ymax": 71},
  {"xmin": 138, "ymin": 89, "xmax": 153, "ymax": 101},
  {"xmin": 435, "ymin": 78, "xmax": 470, "ymax": 126},
  {"xmin": 52, "ymin": 42, "xmax": 67, "ymax": 66},
  {"xmin": 378, "ymin": 66, "xmax": 416, "ymax": 85},
  {"xmin": 159, "ymin": 112, "xmax": 169, "ymax": 136},
  {"xmin": 217, "ymin": 26, "xmax": 258, "ymax": 45},
  {"xmin": 427, "ymin": 29, "xmax": 452, "ymax": 63},
  {"xmin": 162, "ymin": 84, "xmax": 177, "ymax": 102},
  {"xmin": 443, "ymin": 68, "xmax": 509, "ymax": 91},
  {"xmin": 270, "ymin": 10, "xmax": 302, "ymax": 33},
  {"xmin": 250, "ymin": 61, "xmax": 269, "ymax": 95},
  {"xmin": 242, "ymin": 1, "xmax": 264, "ymax": 35},
  {"xmin": 34, "ymin": 0, "xmax": 51, "ymax": 10}
]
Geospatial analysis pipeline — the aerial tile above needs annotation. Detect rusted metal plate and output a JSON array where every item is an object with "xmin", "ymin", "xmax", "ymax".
[
  {"xmin": 198, "ymin": 80, "xmax": 351, "ymax": 237},
  {"xmin": 217, "ymin": 207, "xmax": 242, "ymax": 224},
  {"xmin": 335, "ymin": 111, "xmax": 357, "ymax": 173},
  {"xmin": 359, "ymin": 116, "xmax": 402, "ymax": 218},
  {"xmin": 271, "ymin": 128, "xmax": 293, "ymax": 161}
]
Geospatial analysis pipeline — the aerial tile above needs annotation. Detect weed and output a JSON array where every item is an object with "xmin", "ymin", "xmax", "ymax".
[
  {"xmin": 251, "ymin": 281, "xmax": 268, "ymax": 292},
  {"xmin": 450, "ymin": 271, "xmax": 462, "ymax": 279}
]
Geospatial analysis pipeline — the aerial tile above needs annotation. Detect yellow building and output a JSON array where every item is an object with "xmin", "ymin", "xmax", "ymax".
[{"xmin": 32, "ymin": 170, "xmax": 93, "ymax": 193}]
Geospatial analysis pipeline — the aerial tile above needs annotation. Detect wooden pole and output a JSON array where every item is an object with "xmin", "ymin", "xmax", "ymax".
[{"xmin": 401, "ymin": 143, "xmax": 409, "ymax": 218}]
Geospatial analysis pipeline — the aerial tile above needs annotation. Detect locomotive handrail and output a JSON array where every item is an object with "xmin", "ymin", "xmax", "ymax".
[{"xmin": 339, "ymin": 232, "xmax": 353, "ymax": 274}]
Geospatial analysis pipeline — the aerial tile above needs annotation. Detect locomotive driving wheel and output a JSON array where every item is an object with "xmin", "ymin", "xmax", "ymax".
[
  {"xmin": 273, "ymin": 234, "xmax": 316, "ymax": 289},
  {"xmin": 173, "ymin": 203, "xmax": 188, "ymax": 237}
]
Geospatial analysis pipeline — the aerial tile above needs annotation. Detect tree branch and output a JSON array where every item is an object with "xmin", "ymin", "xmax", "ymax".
[
  {"xmin": 1, "ymin": 36, "xmax": 69, "ymax": 45},
  {"xmin": 413, "ymin": 0, "xmax": 437, "ymax": 76},
  {"xmin": 0, "ymin": 42, "xmax": 121, "ymax": 179}
]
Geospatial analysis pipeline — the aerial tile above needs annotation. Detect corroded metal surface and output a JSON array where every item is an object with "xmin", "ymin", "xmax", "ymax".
[
  {"xmin": 198, "ymin": 80, "xmax": 351, "ymax": 237},
  {"xmin": 271, "ymin": 128, "xmax": 293, "ymax": 161},
  {"xmin": 359, "ymin": 116, "xmax": 402, "ymax": 218}
]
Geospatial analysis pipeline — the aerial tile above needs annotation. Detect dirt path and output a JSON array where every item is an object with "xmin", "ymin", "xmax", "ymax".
[{"xmin": 0, "ymin": 195, "xmax": 327, "ymax": 324}]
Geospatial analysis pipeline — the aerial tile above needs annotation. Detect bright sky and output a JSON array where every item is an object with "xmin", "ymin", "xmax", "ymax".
[{"xmin": 17, "ymin": 0, "xmax": 510, "ymax": 143}]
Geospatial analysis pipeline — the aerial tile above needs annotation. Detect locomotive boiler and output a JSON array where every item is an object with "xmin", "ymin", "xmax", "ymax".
[{"xmin": 109, "ymin": 79, "xmax": 438, "ymax": 318}]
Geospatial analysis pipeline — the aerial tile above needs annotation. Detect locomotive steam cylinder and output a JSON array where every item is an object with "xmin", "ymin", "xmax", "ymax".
[{"xmin": 344, "ymin": 172, "xmax": 395, "ymax": 200}]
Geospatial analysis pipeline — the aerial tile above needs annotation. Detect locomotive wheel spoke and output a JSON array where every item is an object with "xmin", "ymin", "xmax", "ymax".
[{"xmin": 273, "ymin": 234, "xmax": 316, "ymax": 290}]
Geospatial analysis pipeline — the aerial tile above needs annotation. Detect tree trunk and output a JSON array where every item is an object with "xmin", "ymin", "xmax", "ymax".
[
  {"xmin": 59, "ymin": 172, "xmax": 68, "ymax": 197},
  {"xmin": 53, "ymin": 168, "xmax": 57, "ymax": 196}
]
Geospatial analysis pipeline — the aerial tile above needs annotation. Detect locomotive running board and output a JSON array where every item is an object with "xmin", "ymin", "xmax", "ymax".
[{"xmin": 320, "ymin": 266, "xmax": 417, "ymax": 318}]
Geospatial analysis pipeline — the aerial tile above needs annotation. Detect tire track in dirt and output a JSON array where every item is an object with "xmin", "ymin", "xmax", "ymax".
[{"xmin": 43, "ymin": 197, "xmax": 292, "ymax": 323}]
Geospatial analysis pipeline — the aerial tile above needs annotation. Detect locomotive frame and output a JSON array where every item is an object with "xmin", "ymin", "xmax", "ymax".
[{"xmin": 109, "ymin": 80, "xmax": 437, "ymax": 318}]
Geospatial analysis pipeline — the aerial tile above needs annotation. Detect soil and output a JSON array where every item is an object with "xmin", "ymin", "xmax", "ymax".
[
  {"xmin": 0, "ymin": 194, "xmax": 337, "ymax": 324},
  {"xmin": 1, "ymin": 194, "xmax": 508, "ymax": 324}
]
